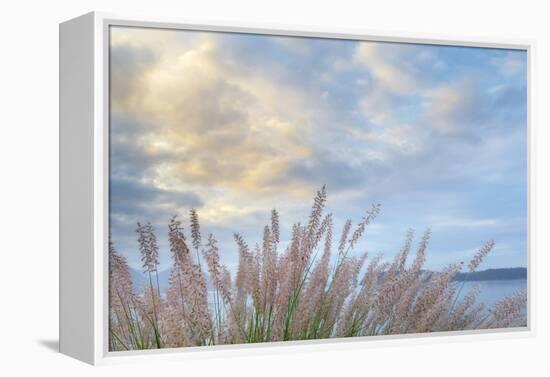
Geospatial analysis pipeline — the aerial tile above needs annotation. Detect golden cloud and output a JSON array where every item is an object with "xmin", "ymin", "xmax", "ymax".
[{"xmin": 110, "ymin": 28, "xmax": 318, "ymax": 203}]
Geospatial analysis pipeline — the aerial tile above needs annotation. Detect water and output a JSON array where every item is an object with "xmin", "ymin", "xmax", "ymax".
[
  {"xmin": 204, "ymin": 280, "xmax": 528, "ymax": 310},
  {"xmin": 454, "ymin": 279, "xmax": 527, "ymax": 311}
]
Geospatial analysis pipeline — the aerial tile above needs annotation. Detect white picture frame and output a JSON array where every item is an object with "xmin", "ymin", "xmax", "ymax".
[{"xmin": 59, "ymin": 11, "xmax": 536, "ymax": 365}]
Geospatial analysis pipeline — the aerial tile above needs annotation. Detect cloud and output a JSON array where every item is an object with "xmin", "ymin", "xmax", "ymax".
[
  {"xmin": 109, "ymin": 176, "xmax": 203, "ymax": 230},
  {"xmin": 354, "ymin": 42, "xmax": 419, "ymax": 95},
  {"xmin": 359, "ymin": 87, "xmax": 399, "ymax": 125},
  {"xmin": 111, "ymin": 177, "xmax": 203, "ymax": 212},
  {"xmin": 421, "ymin": 78, "xmax": 526, "ymax": 140},
  {"xmin": 367, "ymin": 124, "xmax": 421, "ymax": 155},
  {"xmin": 490, "ymin": 52, "xmax": 527, "ymax": 76},
  {"xmin": 108, "ymin": 27, "xmax": 528, "ymax": 270},
  {"xmin": 430, "ymin": 216, "xmax": 498, "ymax": 228},
  {"xmin": 422, "ymin": 79, "xmax": 491, "ymax": 134},
  {"xmin": 110, "ymin": 30, "xmax": 321, "ymax": 200},
  {"xmin": 110, "ymin": 43, "xmax": 156, "ymax": 105},
  {"xmin": 286, "ymin": 150, "xmax": 368, "ymax": 191}
]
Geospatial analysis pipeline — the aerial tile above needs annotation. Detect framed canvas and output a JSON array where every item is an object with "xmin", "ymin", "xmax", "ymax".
[{"xmin": 59, "ymin": 12, "xmax": 535, "ymax": 365}]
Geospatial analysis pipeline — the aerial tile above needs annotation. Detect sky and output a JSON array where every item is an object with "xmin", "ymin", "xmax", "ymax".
[{"xmin": 109, "ymin": 26, "xmax": 527, "ymax": 273}]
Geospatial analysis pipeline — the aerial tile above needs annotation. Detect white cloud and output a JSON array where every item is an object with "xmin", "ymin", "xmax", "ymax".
[
  {"xmin": 490, "ymin": 52, "xmax": 526, "ymax": 76},
  {"xmin": 354, "ymin": 42, "xmax": 418, "ymax": 96},
  {"xmin": 367, "ymin": 124, "xmax": 420, "ymax": 154},
  {"xmin": 431, "ymin": 216, "xmax": 499, "ymax": 228}
]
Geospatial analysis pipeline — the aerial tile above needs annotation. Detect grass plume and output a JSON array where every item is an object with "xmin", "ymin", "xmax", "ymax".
[{"xmin": 109, "ymin": 187, "xmax": 527, "ymax": 351}]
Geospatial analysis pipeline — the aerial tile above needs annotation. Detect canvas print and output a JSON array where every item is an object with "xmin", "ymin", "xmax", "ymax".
[{"xmin": 108, "ymin": 25, "xmax": 528, "ymax": 351}]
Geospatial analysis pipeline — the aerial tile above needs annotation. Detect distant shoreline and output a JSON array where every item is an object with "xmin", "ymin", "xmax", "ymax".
[
  {"xmin": 453, "ymin": 267, "xmax": 527, "ymax": 282},
  {"xmin": 129, "ymin": 267, "xmax": 528, "ymax": 291}
]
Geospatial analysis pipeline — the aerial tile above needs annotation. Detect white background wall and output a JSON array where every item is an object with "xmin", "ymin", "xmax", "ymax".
[{"xmin": 0, "ymin": 0, "xmax": 548, "ymax": 374}]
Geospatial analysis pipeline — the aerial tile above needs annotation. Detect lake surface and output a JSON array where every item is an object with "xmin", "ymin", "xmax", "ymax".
[{"xmin": 454, "ymin": 279, "xmax": 527, "ymax": 310}]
